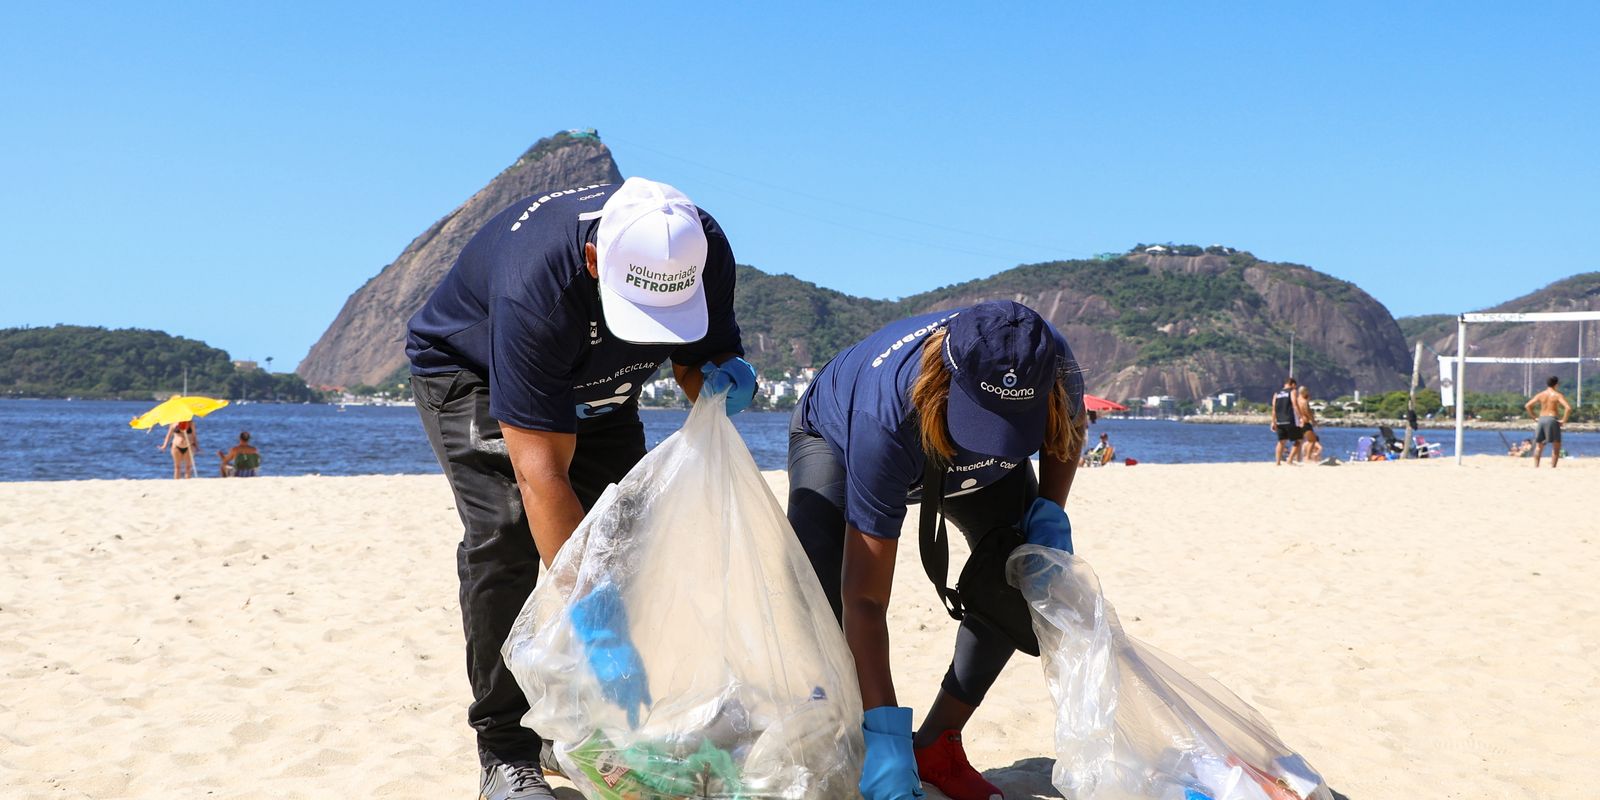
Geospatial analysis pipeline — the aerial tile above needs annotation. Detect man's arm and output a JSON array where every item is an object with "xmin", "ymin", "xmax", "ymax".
[
  {"xmin": 671, "ymin": 353, "xmax": 741, "ymax": 402},
  {"xmin": 502, "ymin": 424, "xmax": 585, "ymax": 568},
  {"xmin": 1560, "ymin": 392, "xmax": 1573, "ymax": 423},
  {"xmin": 1525, "ymin": 396, "xmax": 1540, "ymax": 419}
]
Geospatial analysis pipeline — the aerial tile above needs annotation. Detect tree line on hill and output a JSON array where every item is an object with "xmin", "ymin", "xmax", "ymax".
[{"xmin": 0, "ymin": 325, "xmax": 323, "ymax": 402}]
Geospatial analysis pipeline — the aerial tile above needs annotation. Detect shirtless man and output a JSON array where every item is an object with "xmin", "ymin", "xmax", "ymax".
[{"xmin": 1524, "ymin": 376, "xmax": 1572, "ymax": 468}]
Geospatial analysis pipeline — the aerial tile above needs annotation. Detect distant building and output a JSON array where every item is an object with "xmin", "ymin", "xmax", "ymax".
[
  {"xmin": 232, "ymin": 360, "xmax": 259, "ymax": 372},
  {"xmin": 1144, "ymin": 245, "xmax": 1169, "ymax": 254},
  {"xmin": 1144, "ymin": 395, "xmax": 1178, "ymax": 417}
]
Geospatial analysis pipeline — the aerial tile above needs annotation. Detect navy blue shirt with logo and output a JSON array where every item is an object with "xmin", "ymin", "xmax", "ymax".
[
  {"xmin": 799, "ymin": 309, "xmax": 1083, "ymax": 539},
  {"xmin": 405, "ymin": 183, "xmax": 742, "ymax": 433}
]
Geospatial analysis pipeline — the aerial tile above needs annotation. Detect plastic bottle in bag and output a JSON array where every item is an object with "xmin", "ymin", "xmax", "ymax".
[{"xmin": 502, "ymin": 393, "xmax": 864, "ymax": 799}]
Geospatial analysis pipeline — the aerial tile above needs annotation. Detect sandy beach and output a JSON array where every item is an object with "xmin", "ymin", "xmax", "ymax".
[{"xmin": 3, "ymin": 457, "xmax": 1596, "ymax": 799}]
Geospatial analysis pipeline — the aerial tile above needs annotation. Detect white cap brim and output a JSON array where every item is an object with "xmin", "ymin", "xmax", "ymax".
[{"xmin": 597, "ymin": 274, "xmax": 708, "ymax": 344}]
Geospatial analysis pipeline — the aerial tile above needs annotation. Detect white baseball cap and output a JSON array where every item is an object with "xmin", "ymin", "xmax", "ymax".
[{"xmin": 595, "ymin": 177, "xmax": 710, "ymax": 344}]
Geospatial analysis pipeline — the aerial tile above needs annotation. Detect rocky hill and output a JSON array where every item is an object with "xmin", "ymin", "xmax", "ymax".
[
  {"xmin": 296, "ymin": 131, "xmax": 623, "ymax": 387},
  {"xmin": 297, "ymin": 131, "xmax": 1413, "ymax": 402},
  {"xmin": 892, "ymin": 250, "xmax": 1411, "ymax": 401},
  {"xmin": 1402, "ymin": 272, "xmax": 1600, "ymax": 394}
]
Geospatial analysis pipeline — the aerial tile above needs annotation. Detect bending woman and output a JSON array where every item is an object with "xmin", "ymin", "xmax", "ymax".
[{"xmin": 787, "ymin": 301, "xmax": 1085, "ymax": 800}]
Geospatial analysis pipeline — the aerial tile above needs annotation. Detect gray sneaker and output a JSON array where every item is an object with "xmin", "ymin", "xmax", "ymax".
[{"xmin": 479, "ymin": 762, "xmax": 556, "ymax": 800}]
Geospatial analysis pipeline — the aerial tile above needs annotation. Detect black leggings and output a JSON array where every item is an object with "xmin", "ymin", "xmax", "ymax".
[
  {"xmin": 786, "ymin": 407, "xmax": 1037, "ymax": 707},
  {"xmin": 414, "ymin": 370, "xmax": 645, "ymax": 768}
]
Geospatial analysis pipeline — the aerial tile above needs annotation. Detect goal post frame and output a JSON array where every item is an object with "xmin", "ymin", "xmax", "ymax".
[{"xmin": 1453, "ymin": 311, "xmax": 1600, "ymax": 464}]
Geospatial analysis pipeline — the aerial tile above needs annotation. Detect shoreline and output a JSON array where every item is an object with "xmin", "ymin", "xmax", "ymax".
[{"xmin": 1178, "ymin": 412, "xmax": 1600, "ymax": 432}]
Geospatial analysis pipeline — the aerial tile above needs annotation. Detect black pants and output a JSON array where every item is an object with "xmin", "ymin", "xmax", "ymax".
[
  {"xmin": 413, "ymin": 371, "xmax": 645, "ymax": 768},
  {"xmin": 785, "ymin": 407, "xmax": 1037, "ymax": 707}
]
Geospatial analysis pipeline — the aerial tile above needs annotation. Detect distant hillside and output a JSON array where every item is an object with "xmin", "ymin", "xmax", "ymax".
[
  {"xmin": 1398, "ymin": 313, "xmax": 1455, "ymax": 343},
  {"xmin": 295, "ymin": 131, "xmax": 1415, "ymax": 402},
  {"xmin": 297, "ymin": 130, "xmax": 624, "ymax": 388},
  {"xmin": 737, "ymin": 248, "xmax": 1412, "ymax": 402},
  {"xmin": 892, "ymin": 249, "xmax": 1410, "ymax": 401},
  {"xmin": 1411, "ymin": 272, "xmax": 1600, "ymax": 394},
  {"xmin": 0, "ymin": 325, "xmax": 317, "ymax": 401}
]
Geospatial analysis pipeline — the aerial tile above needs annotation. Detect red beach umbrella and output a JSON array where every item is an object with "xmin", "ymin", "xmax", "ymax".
[{"xmin": 1083, "ymin": 394, "xmax": 1128, "ymax": 413}]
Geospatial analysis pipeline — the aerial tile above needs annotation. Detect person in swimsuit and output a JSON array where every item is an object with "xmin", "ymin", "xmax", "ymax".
[
  {"xmin": 1295, "ymin": 386, "xmax": 1322, "ymax": 462},
  {"xmin": 1524, "ymin": 376, "xmax": 1572, "ymax": 468},
  {"xmin": 160, "ymin": 419, "xmax": 197, "ymax": 479}
]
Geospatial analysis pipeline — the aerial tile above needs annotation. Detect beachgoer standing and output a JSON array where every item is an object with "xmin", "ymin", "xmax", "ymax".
[
  {"xmin": 406, "ymin": 178, "xmax": 756, "ymax": 800},
  {"xmin": 160, "ymin": 419, "xmax": 197, "ymax": 479},
  {"xmin": 1296, "ymin": 386, "xmax": 1322, "ymax": 462},
  {"xmin": 1270, "ymin": 377, "xmax": 1302, "ymax": 465},
  {"xmin": 787, "ymin": 302, "xmax": 1085, "ymax": 800},
  {"xmin": 1524, "ymin": 376, "xmax": 1572, "ymax": 468}
]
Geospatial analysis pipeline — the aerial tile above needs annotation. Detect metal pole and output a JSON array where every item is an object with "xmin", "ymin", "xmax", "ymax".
[
  {"xmin": 1455, "ymin": 318, "xmax": 1467, "ymax": 465},
  {"xmin": 1405, "ymin": 342, "xmax": 1422, "ymax": 458},
  {"xmin": 1579, "ymin": 320, "xmax": 1585, "ymax": 408},
  {"xmin": 1289, "ymin": 330, "xmax": 1295, "ymax": 378}
]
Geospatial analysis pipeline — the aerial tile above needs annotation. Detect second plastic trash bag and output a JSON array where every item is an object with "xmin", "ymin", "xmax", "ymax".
[
  {"xmin": 1007, "ymin": 545, "xmax": 1334, "ymax": 800},
  {"xmin": 502, "ymin": 393, "xmax": 864, "ymax": 799}
]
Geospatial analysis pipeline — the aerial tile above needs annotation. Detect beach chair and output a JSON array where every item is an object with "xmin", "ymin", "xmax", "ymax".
[
  {"xmin": 1350, "ymin": 436, "xmax": 1375, "ymax": 462},
  {"xmin": 229, "ymin": 451, "xmax": 262, "ymax": 477},
  {"xmin": 1414, "ymin": 434, "xmax": 1442, "ymax": 458},
  {"xmin": 1377, "ymin": 425, "xmax": 1405, "ymax": 455}
]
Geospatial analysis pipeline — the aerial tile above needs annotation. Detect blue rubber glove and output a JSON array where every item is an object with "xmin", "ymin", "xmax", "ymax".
[
  {"xmin": 1023, "ymin": 497, "xmax": 1074, "ymax": 553},
  {"xmin": 568, "ymin": 581, "xmax": 652, "ymax": 727},
  {"xmin": 699, "ymin": 357, "xmax": 758, "ymax": 415},
  {"xmin": 860, "ymin": 706, "xmax": 925, "ymax": 800}
]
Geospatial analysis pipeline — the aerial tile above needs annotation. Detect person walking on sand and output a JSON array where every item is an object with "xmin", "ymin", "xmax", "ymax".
[
  {"xmin": 406, "ymin": 177, "xmax": 757, "ymax": 800},
  {"xmin": 1524, "ymin": 376, "xmax": 1572, "ymax": 468},
  {"xmin": 787, "ymin": 301, "xmax": 1085, "ymax": 800},
  {"xmin": 160, "ymin": 419, "xmax": 197, "ymax": 479},
  {"xmin": 1270, "ymin": 377, "xmax": 1302, "ymax": 465},
  {"xmin": 1295, "ymin": 386, "xmax": 1322, "ymax": 463}
]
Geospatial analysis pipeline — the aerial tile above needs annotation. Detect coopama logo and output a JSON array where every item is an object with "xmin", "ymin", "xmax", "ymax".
[{"xmin": 981, "ymin": 369, "xmax": 1035, "ymax": 400}]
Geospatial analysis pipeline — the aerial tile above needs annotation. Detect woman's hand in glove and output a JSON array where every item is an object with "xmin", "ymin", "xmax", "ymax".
[
  {"xmin": 699, "ymin": 357, "xmax": 758, "ymax": 415},
  {"xmin": 569, "ymin": 581, "xmax": 652, "ymax": 727},
  {"xmin": 1022, "ymin": 497, "xmax": 1074, "ymax": 553},
  {"xmin": 860, "ymin": 706, "xmax": 925, "ymax": 800}
]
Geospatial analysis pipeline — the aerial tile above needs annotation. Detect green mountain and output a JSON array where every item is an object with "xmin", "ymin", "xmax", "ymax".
[
  {"xmin": 738, "ymin": 247, "xmax": 1412, "ymax": 402},
  {"xmin": 0, "ymin": 325, "xmax": 319, "ymax": 401}
]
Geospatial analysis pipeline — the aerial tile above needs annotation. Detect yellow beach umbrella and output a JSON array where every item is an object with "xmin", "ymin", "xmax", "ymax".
[{"xmin": 129, "ymin": 395, "xmax": 230, "ymax": 430}]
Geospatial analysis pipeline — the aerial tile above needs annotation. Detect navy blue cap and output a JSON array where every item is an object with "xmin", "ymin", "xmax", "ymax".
[{"xmin": 942, "ymin": 301, "xmax": 1060, "ymax": 460}]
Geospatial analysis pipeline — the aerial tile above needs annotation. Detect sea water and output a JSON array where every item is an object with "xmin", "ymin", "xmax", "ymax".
[{"xmin": 0, "ymin": 399, "xmax": 1592, "ymax": 482}]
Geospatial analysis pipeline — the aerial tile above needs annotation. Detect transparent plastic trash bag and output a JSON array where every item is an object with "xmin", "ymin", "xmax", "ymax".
[
  {"xmin": 1007, "ymin": 545, "xmax": 1334, "ymax": 800},
  {"xmin": 503, "ymin": 393, "xmax": 864, "ymax": 799}
]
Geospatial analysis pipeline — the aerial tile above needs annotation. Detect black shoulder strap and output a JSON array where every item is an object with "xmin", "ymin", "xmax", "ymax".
[{"xmin": 918, "ymin": 454, "xmax": 965, "ymax": 621}]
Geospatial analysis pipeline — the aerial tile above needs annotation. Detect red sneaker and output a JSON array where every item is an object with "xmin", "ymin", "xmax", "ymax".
[{"xmin": 914, "ymin": 730, "xmax": 1003, "ymax": 800}]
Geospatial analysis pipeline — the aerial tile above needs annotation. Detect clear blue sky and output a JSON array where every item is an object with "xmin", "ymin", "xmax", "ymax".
[{"xmin": 3, "ymin": 3, "xmax": 1596, "ymax": 370}]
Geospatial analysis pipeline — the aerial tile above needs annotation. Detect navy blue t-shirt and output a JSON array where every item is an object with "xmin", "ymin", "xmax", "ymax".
[
  {"xmin": 800, "ymin": 309, "xmax": 1083, "ymax": 539},
  {"xmin": 406, "ymin": 182, "xmax": 742, "ymax": 432}
]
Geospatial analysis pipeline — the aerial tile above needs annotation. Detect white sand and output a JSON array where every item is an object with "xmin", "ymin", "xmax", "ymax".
[{"xmin": 2, "ymin": 457, "xmax": 1596, "ymax": 799}]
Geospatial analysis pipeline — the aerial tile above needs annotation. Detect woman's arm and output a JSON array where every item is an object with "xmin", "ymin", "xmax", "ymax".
[
  {"xmin": 842, "ymin": 525, "xmax": 900, "ymax": 710},
  {"xmin": 670, "ymin": 352, "xmax": 741, "ymax": 402},
  {"xmin": 1039, "ymin": 415, "xmax": 1087, "ymax": 505},
  {"xmin": 160, "ymin": 427, "xmax": 173, "ymax": 450}
]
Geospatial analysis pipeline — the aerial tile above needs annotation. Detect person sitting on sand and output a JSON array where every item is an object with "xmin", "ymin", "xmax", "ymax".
[
  {"xmin": 217, "ymin": 431, "xmax": 261, "ymax": 477},
  {"xmin": 1081, "ymin": 432, "xmax": 1115, "ymax": 467},
  {"xmin": 1510, "ymin": 438, "xmax": 1534, "ymax": 458},
  {"xmin": 160, "ymin": 420, "xmax": 197, "ymax": 479},
  {"xmin": 1524, "ymin": 376, "xmax": 1572, "ymax": 468},
  {"xmin": 787, "ymin": 301, "xmax": 1085, "ymax": 800}
]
